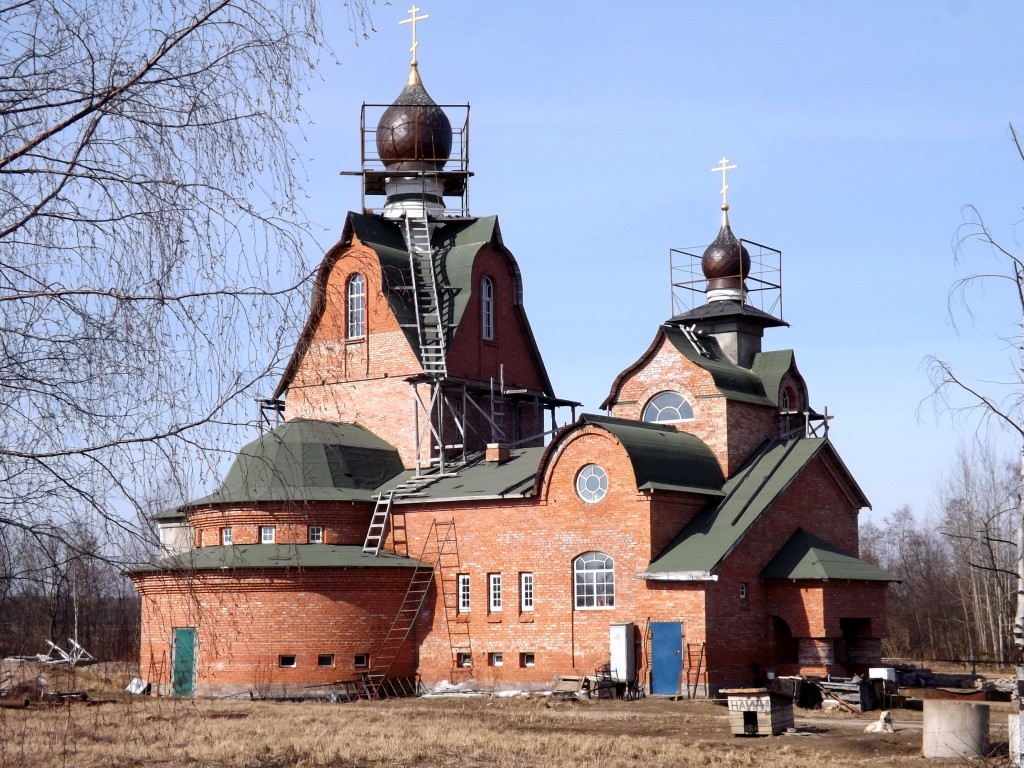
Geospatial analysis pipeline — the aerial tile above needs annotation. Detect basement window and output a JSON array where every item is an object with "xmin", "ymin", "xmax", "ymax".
[
  {"xmin": 457, "ymin": 653, "xmax": 472, "ymax": 668},
  {"xmin": 317, "ymin": 654, "xmax": 334, "ymax": 667},
  {"xmin": 279, "ymin": 655, "xmax": 296, "ymax": 668},
  {"xmin": 354, "ymin": 653, "xmax": 369, "ymax": 669},
  {"xmin": 489, "ymin": 652, "xmax": 503, "ymax": 667},
  {"xmin": 520, "ymin": 652, "xmax": 535, "ymax": 668}
]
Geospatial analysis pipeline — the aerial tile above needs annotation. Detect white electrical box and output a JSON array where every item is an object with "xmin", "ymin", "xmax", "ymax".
[
  {"xmin": 609, "ymin": 622, "xmax": 636, "ymax": 683},
  {"xmin": 869, "ymin": 667, "xmax": 896, "ymax": 682}
]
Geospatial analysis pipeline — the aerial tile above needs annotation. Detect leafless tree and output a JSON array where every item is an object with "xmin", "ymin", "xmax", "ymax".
[
  {"xmin": 0, "ymin": 0, "xmax": 373, "ymax": 649},
  {"xmin": 926, "ymin": 122, "xmax": 1024, "ymax": 763}
]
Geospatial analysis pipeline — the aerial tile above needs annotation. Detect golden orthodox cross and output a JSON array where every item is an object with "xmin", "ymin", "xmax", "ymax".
[
  {"xmin": 400, "ymin": 5, "xmax": 430, "ymax": 65},
  {"xmin": 711, "ymin": 156, "xmax": 737, "ymax": 209}
]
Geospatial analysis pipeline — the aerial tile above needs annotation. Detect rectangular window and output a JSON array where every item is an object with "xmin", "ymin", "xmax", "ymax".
[
  {"xmin": 279, "ymin": 654, "xmax": 296, "ymax": 668},
  {"xmin": 488, "ymin": 573, "xmax": 502, "ymax": 613},
  {"xmin": 353, "ymin": 653, "xmax": 369, "ymax": 668},
  {"xmin": 739, "ymin": 582, "xmax": 748, "ymax": 599},
  {"xmin": 308, "ymin": 526, "xmax": 323, "ymax": 544},
  {"xmin": 260, "ymin": 526, "xmax": 275, "ymax": 544},
  {"xmin": 458, "ymin": 574, "xmax": 470, "ymax": 613},
  {"xmin": 520, "ymin": 652, "xmax": 535, "ymax": 668},
  {"xmin": 221, "ymin": 527, "xmax": 232, "ymax": 546},
  {"xmin": 489, "ymin": 652, "xmax": 503, "ymax": 667},
  {"xmin": 317, "ymin": 654, "xmax": 334, "ymax": 667},
  {"xmin": 520, "ymin": 572, "xmax": 534, "ymax": 612},
  {"xmin": 457, "ymin": 652, "xmax": 472, "ymax": 668}
]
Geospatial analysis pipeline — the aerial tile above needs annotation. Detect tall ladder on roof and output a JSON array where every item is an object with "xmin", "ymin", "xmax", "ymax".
[
  {"xmin": 433, "ymin": 520, "xmax": 473, "ymax": 678},
  {"xmin": 403, "ymin": 215, "xmax": 447, "ymax": 377},
  {"xmin": 363, "ymin": 519, "xmax": 470, "ymax": 698}
]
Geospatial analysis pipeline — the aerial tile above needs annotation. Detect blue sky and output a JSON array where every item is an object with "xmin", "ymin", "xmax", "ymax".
[{"xmin": 292, "ymin": 1, "xmax": 1024, "ymax": 523}]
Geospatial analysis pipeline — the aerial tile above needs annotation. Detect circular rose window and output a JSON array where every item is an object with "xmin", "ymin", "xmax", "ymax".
[{"xmin": 575, "ymin": 464, "xmax": 608, "ymax": 503}]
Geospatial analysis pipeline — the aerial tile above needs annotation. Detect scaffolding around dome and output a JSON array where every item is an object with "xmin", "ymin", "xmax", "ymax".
[
  {"xmin": 670, "ymin": 238, "xmax": 783, "ymax": 321},
  {"xmin": 344, "ymin": 101, "xmax": 472, "ymax": 218}
]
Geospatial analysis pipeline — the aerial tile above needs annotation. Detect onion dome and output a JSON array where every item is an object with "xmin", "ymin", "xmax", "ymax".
[
  {"xmin": 701, "ymin": 208, "xmax": 750, "ymax": 301},
  {"xmin": 375, "ymin": 64, "xmax": 452, "ymax": 172}
]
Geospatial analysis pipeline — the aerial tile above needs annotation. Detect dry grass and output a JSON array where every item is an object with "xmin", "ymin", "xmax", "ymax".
[{"xmin": 0, "ymin": 663, "xmax": 967, "ymax": 767}]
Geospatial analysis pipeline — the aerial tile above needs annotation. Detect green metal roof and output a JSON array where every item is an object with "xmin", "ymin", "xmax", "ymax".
[
  {"xmin": 761, "ymin": 529, "xmax": 896, "ymax": 582},
  {"xmin": 579, "ymin": 415, "xmax": 725, "ymax": 495},
  {"xmin": 378, "ymin": 447, "xmax": 545, "ymax": 501},
  {"xmin": 644, "ymin": 438, "xmax": 826, "ymax": 578},
  {"xmin": 751, "ymin": 350, "xmax": 795, "ymax": 408},
  {"xmin": 130, "ymin": 544, "xmax": 423, "ymax": 574},
  {"xmin": 185, "ymin": 419, "xmax": 404, "ymax": 507},
  {"xmin": 663, "ymin": 326, "xmax": 775, "ymax": 407}
]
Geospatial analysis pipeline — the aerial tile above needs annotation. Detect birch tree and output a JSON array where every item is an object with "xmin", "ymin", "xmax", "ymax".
[
  {"xmin": 0, "ymin": 0, "xmax": 373, "ymax": 616},
  {"xmin": 926, "ymin": 122, "xmax": 1024, "ymax": 762}
]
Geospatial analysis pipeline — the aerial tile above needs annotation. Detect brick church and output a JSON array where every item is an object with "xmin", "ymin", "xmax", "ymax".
[{"xmin": 130, "ymin": 35, "xmax": 893, "ymax": 698}]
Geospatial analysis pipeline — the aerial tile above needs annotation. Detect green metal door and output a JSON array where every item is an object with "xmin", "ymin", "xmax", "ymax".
[{"xmin": 172, "ymin": 628, "xmax": 196, "ymax": 697}]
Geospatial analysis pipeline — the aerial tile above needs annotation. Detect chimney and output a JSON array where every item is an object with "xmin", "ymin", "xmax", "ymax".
[{"xmin": 486, "ymin": 443, "xmax": 510, "ymax": 464}]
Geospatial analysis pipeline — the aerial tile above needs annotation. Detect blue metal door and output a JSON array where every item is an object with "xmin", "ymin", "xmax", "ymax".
[
  {"xmin": 172, "ymin": 628, "xmax": 196, "ymax": 697},
  {"xmin": 650, "ymin": 622, "xmax": 682, "ymax": 695}
]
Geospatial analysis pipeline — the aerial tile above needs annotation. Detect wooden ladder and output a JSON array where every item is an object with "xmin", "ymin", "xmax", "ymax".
[{"xmin": 685, "ymin": 641, "xmax": 706, "ymax": 699}]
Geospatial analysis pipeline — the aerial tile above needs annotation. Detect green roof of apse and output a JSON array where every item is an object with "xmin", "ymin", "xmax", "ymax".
[
  {"xmin": 130, "ymin": 544, "xmax": 423, "ymax": 573},
  {"xmin": 646, "ymin": 438, "xmax": 825, "ymax": 576},
  {"xmin": 761, "ymin": 529, "xmax": 896, "ymax": 582},
  {"xmin": 184, "ymin": 419, "xmax": 404, "ymax": 507}
]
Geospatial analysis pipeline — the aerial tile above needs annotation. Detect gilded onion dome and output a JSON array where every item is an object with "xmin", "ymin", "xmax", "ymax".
[{"xmin": 375, "ymin": 64, "xmax": 452, "ymax": 172}]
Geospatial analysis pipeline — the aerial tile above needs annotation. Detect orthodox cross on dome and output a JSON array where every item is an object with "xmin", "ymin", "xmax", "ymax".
[
  {"xmin": 711, "ymin": 156, "xmax": 737, "ymax": 211},
  {"xmin": 400, "ymin": 5, "xmax": 430, "ymax": 66}
]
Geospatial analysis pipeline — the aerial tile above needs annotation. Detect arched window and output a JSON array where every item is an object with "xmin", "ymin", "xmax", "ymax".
[
  {"xmin": 780, "ymin": 388, "xmax": 791, "ymax": 411},
  {"xmin": 642, "ymin": 391, "xmax": 694, "ymax": 423},
  {"xmin": 347, "ymin": 274, "xmax": 365, "ymax": 339},
  {"xmin": 574, "ymin": 552, "xmax": 615, "ymax": 609},
  {"xmin": 481, "ymin": 276, "xmax": 494, "ymax": 341}
]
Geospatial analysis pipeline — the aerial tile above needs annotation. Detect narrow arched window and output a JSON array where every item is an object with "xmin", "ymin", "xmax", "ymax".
[
  {"xmin": 347, "ymin": 274, "xmax": 365, "ymax": 339},
  {"xmin": 573, "ymin": 551, "xmax": 615, "ymax": 609},
  {"xmin": 481, "ymin": 276, "xmax": 494, "ymax": 341},
  {"xmin": 642, "ymin": 391, "xmax": 694, "ymax": 423}
]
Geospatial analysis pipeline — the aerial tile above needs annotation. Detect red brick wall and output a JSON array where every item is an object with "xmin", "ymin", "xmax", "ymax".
[
  {"xmin": 133, "ymin": 568, "xmax": 416, "ymax": 697},
  {"xmin": 188, "ymin": 502, "xmax": 373, "ymax": 547},
  {"xmin": 606, "ymin": 334, "xmax": 778, "ymax": 475}
]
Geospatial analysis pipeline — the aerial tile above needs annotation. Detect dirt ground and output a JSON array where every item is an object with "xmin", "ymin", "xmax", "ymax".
[{"xmin": 0, "ymin": 662, "xmax": 1009, "ymax": 767}]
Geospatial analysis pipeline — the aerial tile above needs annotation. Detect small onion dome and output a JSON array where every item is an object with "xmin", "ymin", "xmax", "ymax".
[
  {"xmin": 701, "ymin": 210, "xmax": 750, "ymax": 298},
  {"xmin": 375, "ymin": 64, "xmax": 452, "ymax": 172}
]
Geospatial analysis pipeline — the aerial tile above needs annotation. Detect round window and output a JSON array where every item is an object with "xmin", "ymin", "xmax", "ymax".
[{"xmin": 575, "ymin": 464, "xmax": 608, "ymax": 503}]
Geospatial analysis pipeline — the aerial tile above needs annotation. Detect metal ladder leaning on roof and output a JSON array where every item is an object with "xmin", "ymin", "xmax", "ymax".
[
  {"xmin": 362, "ymin": 519, "xmax": 468, "ymax": 698},
  {"xmin": 403, "ymin": 215, "xmax": 447, "ymax": 376}
]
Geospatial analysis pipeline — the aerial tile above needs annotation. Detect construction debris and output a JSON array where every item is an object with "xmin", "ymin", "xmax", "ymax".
[{"xmin": 3, "ymin": 638, "xmax": 96, "ymax": 667}]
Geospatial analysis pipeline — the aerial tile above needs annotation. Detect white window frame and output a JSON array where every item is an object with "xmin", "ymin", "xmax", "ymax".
[
  {"xmin": 573, "ymin": 551, "xmax": 615, "ymax": 609},
  {"xmin": 489, "ymin": 652, "xmax": 503, "ymax": 667},
  {"xmin": 308, "ymin": 525, "xmax": 323, "ymax": 544},
  {"xmin": 520, "ymin": 572, "xmax": 534, "ymax": 612},
  {"xmin": 221, "ymin": 527, "xmax": 232, "ymax": 546},
  {"xmin": 260, "ymin": 526, "xmax": 275, "ymax": 544},
  {"xmin": 347, "ymin": 273, "xmax": 366, "ymax": 339},
  {"xmin": 481, "ymin": 276, "xmax": 494, "ymax": 341},
  {"xmin": 488, "ymin": 573, "xmax": 502, "ymax": 613},
  {"xmin": 278, "ymin": 654, "xmax": 296, "ymax": 668},
  {"xmin": 353, "ymin": 653, "xmax": 369, "ymax": 669},
  {"xmin": 317, "ymin": 653, "xmax": 334, "ymax": 668},
  {"xmin": 520, "ymin": 652, "xmax": 535, "ymax": 668},
  {"xmin": 457, "ymin": 652, "xmax": 472, "ymax": 668},
  {"xmin": 457, "ymin": 573, "xmax": 471, "ymax": 613},
  {"xmin": 642, "ymin": 390, "xmax": 695, "ymax": 423}
]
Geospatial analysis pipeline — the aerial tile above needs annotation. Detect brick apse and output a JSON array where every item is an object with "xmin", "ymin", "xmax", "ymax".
[{"xmin": 130, "ymin": 56, "xmax": 893, "ymax": 698}]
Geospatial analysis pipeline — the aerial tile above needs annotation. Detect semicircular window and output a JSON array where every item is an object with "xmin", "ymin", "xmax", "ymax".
[{"xmin": 642, "ymin": 391, "xmax": 694, "ymax": 423}]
